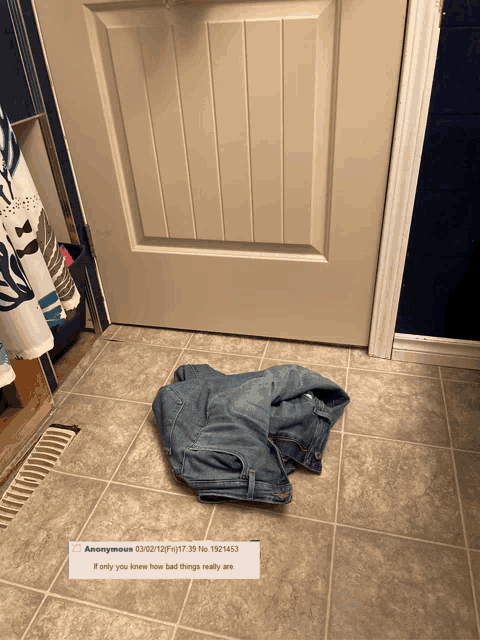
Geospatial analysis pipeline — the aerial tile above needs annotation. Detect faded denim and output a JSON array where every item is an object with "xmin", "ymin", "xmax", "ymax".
[{"xmin": 152, "ymin": 363, "xmax": 350, "ymax": 505}]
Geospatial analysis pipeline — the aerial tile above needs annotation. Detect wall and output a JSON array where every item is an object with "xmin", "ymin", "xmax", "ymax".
[{"xmin": 395, "ymin": 0, "xmax": 480, "ymax": 340}]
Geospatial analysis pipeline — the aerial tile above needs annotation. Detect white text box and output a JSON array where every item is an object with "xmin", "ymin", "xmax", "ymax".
[{"xmin": 69, "ymin": 541, "xmax": 260, "ymax": 579}]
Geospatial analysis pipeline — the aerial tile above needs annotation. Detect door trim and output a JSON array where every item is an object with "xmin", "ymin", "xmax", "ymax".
[{"xmin": 368, "ymin": 0, "xmax": 443, "ymax": 359}]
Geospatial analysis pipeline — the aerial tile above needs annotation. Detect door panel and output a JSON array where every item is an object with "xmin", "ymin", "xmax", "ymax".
[{"xmin": 32, "ymin": 0, "xmax": 408, "ymax": 345}]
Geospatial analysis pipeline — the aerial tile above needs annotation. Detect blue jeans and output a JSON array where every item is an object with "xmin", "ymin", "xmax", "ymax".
[{"xmin": 152, "ymin": 364, "xmax": 350, "ymax": 505}]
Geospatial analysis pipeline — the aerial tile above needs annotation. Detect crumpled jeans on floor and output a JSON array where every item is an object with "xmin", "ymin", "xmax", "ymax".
[{"xmin": 152, "ymin": 363, "xmax": 350, "ymax": 505}]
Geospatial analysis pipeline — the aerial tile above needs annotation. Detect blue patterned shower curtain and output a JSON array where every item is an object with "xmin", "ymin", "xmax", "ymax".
[{"xmin": 0, "ymin": 104, "xmax": 80, "ymax": 390}]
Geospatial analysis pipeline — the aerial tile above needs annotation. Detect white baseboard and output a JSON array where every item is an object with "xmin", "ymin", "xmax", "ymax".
[{"xmin": 391, "ymin": 333, "xmax": 480, "ymax": 370}]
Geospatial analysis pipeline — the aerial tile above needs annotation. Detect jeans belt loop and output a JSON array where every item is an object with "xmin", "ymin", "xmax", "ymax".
[{"xmin": 247, "ymin": 469, "xmax": 255, "ymax": 500}]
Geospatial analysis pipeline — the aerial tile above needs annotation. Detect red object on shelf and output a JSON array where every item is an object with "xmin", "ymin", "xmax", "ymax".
[{"xmin": 59, "ymin": 244, "xmax": 74, "ymax": 267}]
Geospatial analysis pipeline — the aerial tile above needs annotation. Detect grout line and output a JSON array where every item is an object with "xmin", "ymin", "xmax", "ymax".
[
  {"xmin": 161, "ymin": 332, "xmax": 196, "ymax": 388},
  {"xmin": 0, "ymin": 570, "xmax": 241, "ymax": 640},
  {"xmin": 317, "ymin": 520, "xmax": 475, "ymax": 551},
  {"xmin": 52, "ymin": 394, "xmax": 480, "ymax": 457},
  {"xmin": 44, "ymin": 468, "xmax": 479, "ymax": 552},
  {"xmin": 67, "ymin": 391, "xmax": 152, "ymax": 405},
  {"xmin": 323, "ymin": 346, "xmax": 350, "ymax": 640},
  {"xmin": 171, "ymin": 507, "xmax": 218, "ymax": 640},
  {"xmin": 106, "ymin": 326, "xmax": 122, "ymax": 340},
  {"xmin": 158, "ymin": 331, "xmax": 272, "ymax": 640},
  {"xmin": 58, "ymin": 330, "xmax": 479, "ymax": 389},
  {"xmin": 3, "ymin": 501, "xmax": 476, "ymax": 588},
  {"xmin": 258, "ymin": 339, "xmax": 270, "ymax": 371},
  {"xmin": 53, "ymin": 337, "xmax": 110, "ymax": 399},
  {"xmin": 340, "ymin": 430, "xmax": 461, "ymax": 452},
  {"xmin": 20, "ymin": 399, "xmax": 155, "ymax": 640},
  {"xmin": 19, "ymin": 330, "xmax": 204, "ymax": 639},
  {"xmin": 0, "ymin": 578, "xmax": 47, "ymax": 594},
  {"xmin": 25, "ymin": 591, "xmax": 178, "ymax": 628},
  {"xmin": 50, "ymin": 471, "xmax": 197, "ymax": 499},
  {"xmin": 104, "ymin": 342, "xmax": 480, "ymax": 383},
  {"xmin": 53, "ymin": 333, "xmax": 198, "ymax": 409},
  {"xmin": 57, "ymin": 338, "xmax": 480, "ymax": 458},
  {"xmin": 175, "ymin": 626, "xmax": 243, "ymax": 640},
  {"xmin": 52, "ymin": 388, "xmax": 480, "ymax": 457},
  {"xmin": 439, "ymin": 365, "xmax": 480, "ymax": 638},
  {"xmin": 18, "ymin": 328, "xmax": 480, "ymax": 638}
]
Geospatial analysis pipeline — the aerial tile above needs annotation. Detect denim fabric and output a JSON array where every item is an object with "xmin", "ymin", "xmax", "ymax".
[{"xmin": 152, "ymin": 363, "xmax": 350, "ymax": 505}]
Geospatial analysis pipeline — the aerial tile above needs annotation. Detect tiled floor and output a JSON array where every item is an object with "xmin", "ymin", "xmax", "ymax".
[
  {"xmin": 50, "ymin": 330, "xmax": 100, "ymax": 388},
  {"xmin": 1, "ymin": 323, "xmax": 480, "ymax": 640}
]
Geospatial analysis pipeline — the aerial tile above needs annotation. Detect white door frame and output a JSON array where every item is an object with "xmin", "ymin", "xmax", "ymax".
[{"xmin": 369, "ymin": 0, "xmax": 444, "ymax": 359}]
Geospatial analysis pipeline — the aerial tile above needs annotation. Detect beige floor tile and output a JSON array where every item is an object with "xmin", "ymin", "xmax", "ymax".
[
  {"xmin": 25, "ymin": 598, "xmax": 173, "ymax": 640},
  {"xmin": 186, "ymin": 332, "xmax": 267, "ymax": 357},
  {"xmin": 100, "ymin": 324, "xmax": 121, "ymax": 339},
  {"xmin": 112, "ymin": 324, "xmax": 193, "ymax": 348},
  {"xmin": 71, "ymin": 341, "xmax": 182, "ymax": 403},
  {"xmin": 113, "ymin": 410, "xmax": 196, "ymax": 499},
  {"xmin": 453, "ymin": 450, "xmax": 480, "ymax": 550},
  {"xmin": 58, "ymin": 338, "xmax": 109, "ymax": 392},
  {"xmin": 441, "ymin": 366, "xmax": 480, "ymax": 383},
  {"xmin": 4, "ymin": 323, "xmax": 478, "ymax": 640},
  {"xmin": 264, "ymin": 339, "xmax": 349, "ymax": 367},
  {"xmin": 0, "ymin": 583, "xmax": 44, "ymax": 640},
  {"xmin": 346, "ymin": 369, "xmax": 450, "ymax": 446},
  {"xmin": 52, "ymin": 331, "xmax": 100, "ymax": 387},
  {"xmin": 470, "ymin": 550, "xmax": 480, "ymax": 607},
  {"xmin": 179, "ymin": 505, "xmax": 333, "ymax": 640},
  {"xmin": 52, "ymin": 389, "xmax": 69, "ymax": 409},
  {"xmin": 350, "ymin": 347, "xmax": 440, "ymax": 377},
  {"xmin": 0, "ymin": 473, "xmax": 106, "ymax": 590},
  {"xmin": 443, "ymin": 380, "xmax": 480, "ymax": 452},
  {"xmin": 175, "ymin": 630, "xmax": 228, "ymax": 640},
  {"xmin": 337, "ymin": 434, "xmax": 464, "ymax": 545},
  {"xmin": 43, "ymin": 395, "xmax": 150, "ymax": 480},
  {"xmin": 328, "ymin": 526, "xmax": 477, "ymax": 639},
  {"xmin": 51, "ymin": 484, "xmax": 213, "ymax": 622}
]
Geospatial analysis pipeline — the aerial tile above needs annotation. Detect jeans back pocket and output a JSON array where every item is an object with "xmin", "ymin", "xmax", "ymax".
[{"xmin": 182, "ymin": 446, "xmax": 246, "ymax": 483}]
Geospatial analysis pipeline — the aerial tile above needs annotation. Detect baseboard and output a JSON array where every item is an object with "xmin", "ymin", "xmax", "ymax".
[{"xmin": 391, "ymin": 333, "xmax": 480, "ymax": 370}]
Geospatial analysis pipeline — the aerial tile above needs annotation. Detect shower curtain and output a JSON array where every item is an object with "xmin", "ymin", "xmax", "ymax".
[{"xmin": 0, "ymin": 104, "xmax": 80, "ymax": 390}]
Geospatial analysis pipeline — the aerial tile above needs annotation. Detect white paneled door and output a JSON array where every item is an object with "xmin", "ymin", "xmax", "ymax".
[{"xmin": 33, "ymin": 0, "xmax": 408, "ymax": 345}]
